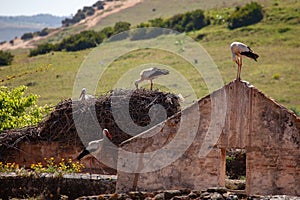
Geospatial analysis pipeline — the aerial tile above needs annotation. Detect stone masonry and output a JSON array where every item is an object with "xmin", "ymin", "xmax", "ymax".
[{"xmin": 116, "ymin": 80, "xmax": 300, "ymax": 196}]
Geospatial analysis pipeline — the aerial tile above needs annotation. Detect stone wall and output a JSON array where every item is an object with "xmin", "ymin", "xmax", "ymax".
[
  {"xmin": 116, "ymin": 80, "xmax": 300, "ymax": 196},
  {"xmin": 1, "ymin": 140, "xmax": 115, "ymax": 174},
  {"xmin": 0, "ymin": 173, "xmax": 116, "ymax": 199}
]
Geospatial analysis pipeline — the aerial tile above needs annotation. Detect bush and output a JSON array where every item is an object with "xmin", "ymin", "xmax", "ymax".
[
  {"xmin": 58, "ymin": 30, "xmax": 103, "ymax": 51},
  {"xmin": 0, "ymin": 86, "xmax": 50, "ymax": 133},
  {"xmin": 227, "ymin": 2, "xmax": 263, "ymax": 29},
  {"xmin": 138, "ymin": 9, "xmax": 210, "ymax": 33},
  {"xmin": 29, "ymin": 43, "xmax": 57, "ymax": 57},
  {"xmin": 38, "ymin": 28, "xmax": 50, "ymax": 37},
  {"xmin": 0, "ymin": 50, "xmax": 14, "ymax": 66},
  {"xmin": 114, "ymin": 21, "xmax": 131, "ymax": 34},
  {"xmin": 21, "ymin": 32, "xmax": 34, "ymax": 40},
  {"xmin": 99, "ymin": 27, "xmax": 115, "ymax": 38}
]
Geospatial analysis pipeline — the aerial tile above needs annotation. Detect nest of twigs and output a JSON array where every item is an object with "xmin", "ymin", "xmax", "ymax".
[{"xmin": 0, "ymin": 89, "xmax": 181, "ymax": 151}]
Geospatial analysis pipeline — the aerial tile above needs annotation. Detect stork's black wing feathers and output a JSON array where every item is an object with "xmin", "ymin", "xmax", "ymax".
[{"xmin": 240, "ymin": 51, "xmax": 259, "ymax": 61}]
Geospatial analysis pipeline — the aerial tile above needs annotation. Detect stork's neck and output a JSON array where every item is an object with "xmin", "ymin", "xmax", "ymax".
[{"xmin": 232, "ymin": 53, "xmax": 237, "ymax": 61}]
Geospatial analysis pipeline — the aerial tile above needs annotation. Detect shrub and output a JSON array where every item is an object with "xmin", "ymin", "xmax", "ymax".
[
  {"xmin": 21, "ymin": 32, "xmax": 34, "ymax": 40},
  {"xmin": 29, "ymin": 43, "xmax": 57, "ymax": 57},
  {"xmin": 138, "ymin": 9, "xmax": 210, "ymax": 33},
  {"xmin": 272, "ymin": 73, "xmax": 280, "ymax": 80},
  {"xmin": 99, "ymin": 27, "xmax": 115, "ymax": 38},
  {"xmin": 0, "ymin": 85, "xmax": 50, "ymax": 133},
  {"xmin": 114, "ymin": 21, "xmax": 131, "ymax": 34},
  {"xmin": 38, "ymin": 28, "xmax": 50, "ymax": 37},
  {"xmin": 0, "ymin": 50, "xmax": 14, "ymax": 66},
  {"xmin": 58, "ymin": 30, "xmax": 103, "ymax": 51},
  {"xmin": 227, "ymin": 2, "xmax": 263, "ymax": 29}
]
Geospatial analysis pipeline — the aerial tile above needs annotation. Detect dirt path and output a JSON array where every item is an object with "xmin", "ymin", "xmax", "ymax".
[
  {"xmin": 0, "ymin": 0, "xmax": 143, "ymax": 50},
  {"xmin": 83, "ymin": 0, "xmax": 143, "ymax": 29}
]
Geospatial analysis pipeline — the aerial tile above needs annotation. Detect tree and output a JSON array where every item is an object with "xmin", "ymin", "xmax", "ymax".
[
  {"xmin": 0, "ymin": 50, "xmax": 14, "ymax": 66},
  {"xmin": 0, "ymin": 86, "xmax": 50, "ymax": 133}
]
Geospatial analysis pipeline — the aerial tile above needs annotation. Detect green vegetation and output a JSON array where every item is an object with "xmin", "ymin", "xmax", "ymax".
[
  {"xmin": 138, "ymin": 9, "xmax": 210, "ymax": 32},
  {"xmin": 227, "ymin": 2, "xmax": 264, "ymax": 29},
  {"xmin": 29, "ymin": 8, "xmax": 209, "ymax": 56},
  {"xmin": 0, "ymin": 85, "xmax": 50, "ymax": 132},
  {"xmin": 0, "ymin": 0, "xmax": 299, "ymax": 114},
  {"xmin": 0, "ymin": 50, "xmax": 14, "ymax": 66},
  {"xmin": 0, "ymin": 157, "xmax": 85, "ymax": 175}
]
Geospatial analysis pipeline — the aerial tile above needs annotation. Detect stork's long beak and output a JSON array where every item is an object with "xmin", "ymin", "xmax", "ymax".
[
  {"xmin": 79, "ymin": 91, "xmax": 83, "ymax": 99},
  {"xmin": 77, "ymin": 148, "xmax": 90, "ymax": 161},
  {"xmin": 103, "ymin": 129, "xmax": 113, "ymax": 140}
]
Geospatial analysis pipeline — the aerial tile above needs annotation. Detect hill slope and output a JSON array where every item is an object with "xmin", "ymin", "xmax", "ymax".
[
  {"xmin": 0, "ymin": 0, "xmax": 299, "ymax": 116},
  {"xmin": 0, "ymin": 14, "xmax": 65, "ymax": 42}
]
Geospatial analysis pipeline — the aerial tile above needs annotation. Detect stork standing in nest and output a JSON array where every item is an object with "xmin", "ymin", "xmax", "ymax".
[
  {"xmin": 79, "ymin": 88, "xmax": 94, "ymax": 102},
  {"xmin": 135, "ymin": 67, "xmax": 169, "ymax": 90},
  {"xmin": 230, "ymin": 42, "xmax": 259, "ymax": 80}
]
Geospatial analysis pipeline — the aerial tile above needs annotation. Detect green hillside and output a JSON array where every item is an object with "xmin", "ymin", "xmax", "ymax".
[{"xmin": 0, "ymin": 0, "xmax": 299, "ymax": 115}]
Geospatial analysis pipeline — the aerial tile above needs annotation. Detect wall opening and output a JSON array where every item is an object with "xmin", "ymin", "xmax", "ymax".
[{"xmin": 225, "ymin": 148, "xmax": 246, "ymax": 190}]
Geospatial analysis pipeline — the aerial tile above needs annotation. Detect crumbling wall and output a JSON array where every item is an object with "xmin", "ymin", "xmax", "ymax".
[
  {"xmin": 116, "ymin": 80, "xmax": 300, "ymax": 196},
  {"xmin": 0, "ymin": 89, "xmax": 180, "ymax": 174}
]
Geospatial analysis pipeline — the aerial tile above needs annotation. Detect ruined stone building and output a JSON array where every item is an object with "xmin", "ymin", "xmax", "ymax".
[{"xmin": 117, "ymin": 80, "xmax": 300, "ymax": 196}]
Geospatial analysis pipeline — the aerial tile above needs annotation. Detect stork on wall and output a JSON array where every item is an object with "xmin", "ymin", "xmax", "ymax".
[
  {"xmin": 231, "ymin": 41, "xmax": 259, "ymax": 80},
  {"xmin": 135, "ymin": 67, "xmax": 169, "ymax": 90},
  {"xmin": 77, "ymin": 129, "xmax": 113, "ymax": 161}
]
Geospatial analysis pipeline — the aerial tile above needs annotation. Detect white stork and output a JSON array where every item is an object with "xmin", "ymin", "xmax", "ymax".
[
  {"xmin": 230, "ymin": 41, "xmax": 259, "ymax": 80},
  {"xmin": 135, "ymin": 67, "xmax": 169, "ymax": 90},
  {"xmin": 77, "ymin": 129, "xmax": 113, "ymax": 161},
  {"xmin": 79, "ymin": 88, "xmax": 94, "ymax": 101}
]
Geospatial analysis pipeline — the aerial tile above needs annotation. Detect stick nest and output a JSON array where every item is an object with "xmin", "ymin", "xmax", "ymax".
[{"xmin": 0, "ymin": 89, "xmax": 181, "ymax": 151}]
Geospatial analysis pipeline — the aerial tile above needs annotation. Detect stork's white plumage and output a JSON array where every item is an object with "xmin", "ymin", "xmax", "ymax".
[
  {"xmin": 135, "ymin": 67, "xmax": 169, "ymax": 90},
  {"xmin": 231, "ymin": 42, "xmax": 259, "ymax": 80},
  {"xmin": 77, "ymin": 129, "xmax": 113, "ymax": 161},
  {"xmin": 79, "ymin": 88, "xmax": 94, "ymax": 101}
]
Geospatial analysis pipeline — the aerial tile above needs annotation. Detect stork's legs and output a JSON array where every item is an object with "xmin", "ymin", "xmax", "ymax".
[
  {"xmin": 236, "ymin": 57, "xmax": 242, "ymax": 81},
  {"xmin": 150, "ymin": 80, "xmax": 153, "ymax": 90}
]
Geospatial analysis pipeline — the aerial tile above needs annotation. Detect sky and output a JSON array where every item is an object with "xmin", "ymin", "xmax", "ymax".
[{"xmin": 0, "ymin": 0, "xmax": 99, "ymax": 16}]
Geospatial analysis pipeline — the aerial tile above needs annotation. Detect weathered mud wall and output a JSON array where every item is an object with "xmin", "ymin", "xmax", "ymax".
[{"xmin": 116, "ymin": 80, "xmax": 300, "ymax": 196}]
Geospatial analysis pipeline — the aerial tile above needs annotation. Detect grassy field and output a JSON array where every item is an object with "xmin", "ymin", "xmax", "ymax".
[{"xmin": 0, "ymin": 0, "xmax": 299, "ymax": 115}]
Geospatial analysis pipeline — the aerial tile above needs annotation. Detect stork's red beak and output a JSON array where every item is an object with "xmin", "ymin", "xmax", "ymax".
[{"xmin": 104, "ymin": 129, "xmax": 113, "ymax": 140}]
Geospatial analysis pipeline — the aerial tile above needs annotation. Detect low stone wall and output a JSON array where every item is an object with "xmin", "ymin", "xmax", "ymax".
[{"xmin": 0, "ymin": 173, "xmax": 116, "ymax": 199}]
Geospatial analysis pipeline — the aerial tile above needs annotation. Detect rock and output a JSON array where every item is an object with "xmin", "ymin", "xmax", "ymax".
[
  {"xmin": 164, "ymin": 190, "xmax": 182, "ymax": 199},
  {"xmin": 188, "ymin": 191, "xmax": 201, "ymax": 199},
  {"xmin": 171, "ymin": 195, "xmax": 190, "ymax": 200},
  {"xmin": 222, "ymin": 192, "xmax": 239, "ymax": 200},
  {"xmin": 200, "ymin": 192, "xmax": 211, "ymax": 199},
  {"xmin": 211, "ymin": 192, "xmax": 224, "ymax": 200},
  {"xmin": 128, "ymin": 191, "xmax": 151, "ymax": 199},
  {"xmin": 207, "ymin": 187, "xmax": 227, "ymax": 194},
  {"xmin": 154, "ymin": 193, "xmax": 165, "ymax": 200},
  {"xmin": 225, "ymin": 179, "xmax": 245, "ymax": 190}
]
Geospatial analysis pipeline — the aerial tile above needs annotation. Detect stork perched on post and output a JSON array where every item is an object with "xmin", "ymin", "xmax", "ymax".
[
  {"xmin": 77, "ymin": 129, "xmax": 113, "ymax": 161},
  {"xmin": 79, "ymin": 88, "xmax": 94, "ymax": 102},
  {"xmin": 135, "ymin": 67, "xmax": 169, "ymax": 90},
  {"xmin": 230, "ymin": 42, "xmax": 259, "ymax": 80}
]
